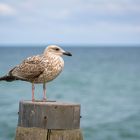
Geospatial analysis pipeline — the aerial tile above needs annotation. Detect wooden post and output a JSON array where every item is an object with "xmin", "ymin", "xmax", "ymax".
[{"xmin": 15, "ymin": 100, "xmax": 83, "ymax": 140}]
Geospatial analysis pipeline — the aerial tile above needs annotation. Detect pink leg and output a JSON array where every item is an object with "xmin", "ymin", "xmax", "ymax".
[
  {"xmin": 43, "ymin": 83, "xmax": 47, "ymax": 101},
  {"xmin": 32, "ymin": 83, "xmax": 35, "ymax": 102}
]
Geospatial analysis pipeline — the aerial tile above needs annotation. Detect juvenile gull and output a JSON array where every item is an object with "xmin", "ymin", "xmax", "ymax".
[{"xmin": 0, "ymin": 45, "xmax": 72, "ymax": 101}]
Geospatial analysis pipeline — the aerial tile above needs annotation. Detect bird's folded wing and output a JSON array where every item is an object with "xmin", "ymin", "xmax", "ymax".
[{"xmin": 10, "ymin": 55, "xmax": 45, "ymax": 80}]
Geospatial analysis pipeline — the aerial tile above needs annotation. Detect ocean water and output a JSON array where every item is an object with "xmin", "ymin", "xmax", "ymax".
[{"xmin": 0, "ymin": 47, "xmax": 140, "ymax": 140}]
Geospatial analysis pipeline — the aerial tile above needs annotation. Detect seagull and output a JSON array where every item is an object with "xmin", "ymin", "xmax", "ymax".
[{"xmin": 0, "ymin": 45, "xmax": 72, "ymax": 101}]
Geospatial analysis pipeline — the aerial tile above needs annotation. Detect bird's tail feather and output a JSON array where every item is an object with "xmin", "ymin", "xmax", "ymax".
[{"xmin": 0, "ymin": 75, "xmax": 19, "ymax": 82}]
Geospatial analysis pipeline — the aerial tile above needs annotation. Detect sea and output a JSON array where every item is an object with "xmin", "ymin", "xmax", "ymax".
[{"xmin": 0, "ymin": 46, "xmax": 140, "ymax": 140}]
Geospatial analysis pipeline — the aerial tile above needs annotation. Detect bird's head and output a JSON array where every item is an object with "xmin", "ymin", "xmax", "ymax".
[{"xmin": 44, "ymin": 45, "xmax": 72, "ymax": 57}]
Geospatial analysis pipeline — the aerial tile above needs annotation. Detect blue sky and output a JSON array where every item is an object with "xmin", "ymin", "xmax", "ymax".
[{"xmin": 0, "ymin": 0, "xmax": 140, "ymax": 46}]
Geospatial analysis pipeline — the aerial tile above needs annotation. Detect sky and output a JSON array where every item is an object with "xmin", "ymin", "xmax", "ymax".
[{"xmin": 0, "ymin": 0, "xmax": 140, "ymax": 46}]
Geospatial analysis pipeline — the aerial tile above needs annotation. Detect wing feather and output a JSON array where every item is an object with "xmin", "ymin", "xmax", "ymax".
[{"xmin": 10, "ymin": 55, "xmax": 45, "ymax": 81}]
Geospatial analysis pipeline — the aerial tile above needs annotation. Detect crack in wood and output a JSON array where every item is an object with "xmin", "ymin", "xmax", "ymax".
[{"xmin": 46, "ymin": 129, "xmax": 51, "ymax": 140}]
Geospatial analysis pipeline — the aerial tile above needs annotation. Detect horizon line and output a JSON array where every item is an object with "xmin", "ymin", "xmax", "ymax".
[{"xmin": 0, "ymin": 44, "xmax": 140, "ymax": 48}]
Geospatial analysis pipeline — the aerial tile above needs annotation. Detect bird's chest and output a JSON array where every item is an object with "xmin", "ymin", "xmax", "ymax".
[{"xmin": 43, "ymin": 57, "xmax": 64, "ymax": 82}]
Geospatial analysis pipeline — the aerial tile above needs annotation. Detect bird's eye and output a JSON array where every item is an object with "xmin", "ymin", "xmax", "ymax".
[{"xmin": 55, "ymin": 48, "xmax": 59, "ymax": 51}]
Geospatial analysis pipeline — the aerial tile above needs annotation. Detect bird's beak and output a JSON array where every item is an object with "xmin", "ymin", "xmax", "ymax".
[{"xmin": 63, "ymin": 51, "xmax": 72, "ymax": 56}]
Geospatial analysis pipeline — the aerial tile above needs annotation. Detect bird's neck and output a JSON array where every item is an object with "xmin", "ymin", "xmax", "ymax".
[
  {"xmin": 47, "ymin": 53, "xmax": 64, "ymax": 68},
  {"xmin": 44, "ymin": 52, "xmax": 63, "ymax": 63},
  {"xmin": 45, "ymin": 52, "xmax": 59, "ymax": 59}
]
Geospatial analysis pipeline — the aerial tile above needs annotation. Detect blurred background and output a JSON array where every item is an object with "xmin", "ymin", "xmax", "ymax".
[{"xmin": 0, "ymin": 0, "xmax": 140, "ymax": 140}]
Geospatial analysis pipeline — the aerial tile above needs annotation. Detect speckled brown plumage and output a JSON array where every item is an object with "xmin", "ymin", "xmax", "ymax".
[
  {"xmin": 10, "ymin": 54, "xmax": 64, "ymax": 83},
  {"xmin": 0, "ymin": 45, "xmax": 72, "ymax": 101}
]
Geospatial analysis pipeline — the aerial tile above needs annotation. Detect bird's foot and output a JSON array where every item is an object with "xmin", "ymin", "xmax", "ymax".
[
  {"xmin": 32, "ymin": 98, "xmax": 35, "ymax": 102},
  {"xmin": 42, "ymin": 97, "xmax": 47, "ymax": 102}
]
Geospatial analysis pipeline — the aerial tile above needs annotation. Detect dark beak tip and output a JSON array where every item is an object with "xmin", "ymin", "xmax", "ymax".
[
  {"xmin": 68, "ymin": 53, "xmax": 72, "ymax": 56},
  {"xmin": 64, "ymin": 52, "xmax": 72, "ymax": 56}
]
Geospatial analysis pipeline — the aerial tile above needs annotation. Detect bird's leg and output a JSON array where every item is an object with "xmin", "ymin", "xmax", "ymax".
[
  {"xmin": 43, "ymin": 83, "xmax": 47, "ymax": 101},
  {"xmin": 32, "ymin": 83, "xmax": 35, "ymax": 102}
]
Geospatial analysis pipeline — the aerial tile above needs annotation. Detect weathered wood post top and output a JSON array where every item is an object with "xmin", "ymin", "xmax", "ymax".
[
  {"xmin": 18, "ymin": 100, "xmax": 81, "ymax": 129},
  {"xmin": 15, "ymin": 100, "xmax": 83, "ymax": 140}
]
